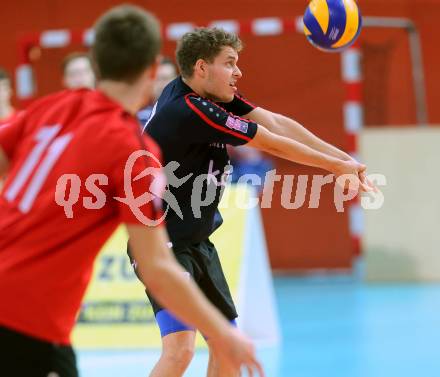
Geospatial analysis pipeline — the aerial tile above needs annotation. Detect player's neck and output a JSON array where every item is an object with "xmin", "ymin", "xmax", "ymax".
[
  {"xmin": 182, "ymin": 77, "xmax": 209, "ymax": 99},
  {"xmin": 97, "ymin": 80, "xmax": 144, "ymax": 115}
]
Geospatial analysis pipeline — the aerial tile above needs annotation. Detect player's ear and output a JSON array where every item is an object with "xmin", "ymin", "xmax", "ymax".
[{"xmin": 194, "ymin": 59, "xmax": 207, "ymax": 78}]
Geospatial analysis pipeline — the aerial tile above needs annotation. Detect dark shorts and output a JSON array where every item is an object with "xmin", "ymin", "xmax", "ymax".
[
  {"xmin": 128, "ymin": 238, "xmax": 237, "ymax": 337},
  {"xmin": 0, "ymin": 325, "xmax": 78, "ymax": 377}
]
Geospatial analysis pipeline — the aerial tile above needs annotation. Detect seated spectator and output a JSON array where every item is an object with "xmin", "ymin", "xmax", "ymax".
[
  {"xmin": 137, "ymin": 57, "xmax": 177, "ymax": 125},
  {"xmin": 228, "ymin": 145, "xmax": 273, "ymax": 193}
]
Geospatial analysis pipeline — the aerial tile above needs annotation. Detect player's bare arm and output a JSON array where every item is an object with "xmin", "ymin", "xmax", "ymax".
[
  {"xmin": 245, "ymin": 107, "xmax": 353, "ymax": 161},
  {"xmin": 247, "ymin": 124, "xmax": 371, "ymax": 192},
  {"xmin": 126, "ymin": 224, "xmax": 264, "ymax": 377},
  {"xmin": 245, "ymin": 107, "xmax": 377, "ymax": 191}
]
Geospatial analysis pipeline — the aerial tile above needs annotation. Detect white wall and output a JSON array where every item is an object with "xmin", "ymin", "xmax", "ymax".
[{"xmin": 360, "ymin": 127, "xmax": 440, "ymax": 281}]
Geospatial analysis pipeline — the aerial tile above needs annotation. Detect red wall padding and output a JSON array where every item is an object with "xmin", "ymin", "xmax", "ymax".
[{"xmin": 1, "ymin": 0, "xmax": 439, "ymax": 270}]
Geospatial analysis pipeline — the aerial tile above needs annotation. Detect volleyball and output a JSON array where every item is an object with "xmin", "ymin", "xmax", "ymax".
[{"xmin": 303, "ymin": 0, "xmax": 362, "ymax": 52}]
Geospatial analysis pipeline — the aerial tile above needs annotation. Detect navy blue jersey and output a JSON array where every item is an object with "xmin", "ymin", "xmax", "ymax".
[
  {"xmin": 137, "ymin": 105, "xmax": 154, "ymax": 126},
  {"xmin": 145, "ymin": 77, "xmax": 258, "ymax": 245}
]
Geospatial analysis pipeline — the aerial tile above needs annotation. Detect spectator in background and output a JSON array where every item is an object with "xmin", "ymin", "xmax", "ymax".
[
  {"xmin": 62, "ymin": 52, "xmax": 95, "ymax": 89},
  {"xmin": 137, "ymin": 57, "xmax": 177, "ymax": 125},
  {"xmin": 228, "ymin": 145, "xmax": 273, "ymax": 193},
  {"xmin": 0, "ymin": 68, "xmax": 16, "ymax": 124}
]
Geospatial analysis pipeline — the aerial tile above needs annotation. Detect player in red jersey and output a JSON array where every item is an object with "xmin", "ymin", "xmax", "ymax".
[{"xmin": 0, "ymin": 5, "xmax": 263, "ymax": 377}]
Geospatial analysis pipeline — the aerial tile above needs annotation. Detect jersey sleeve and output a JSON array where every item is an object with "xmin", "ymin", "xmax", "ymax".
[
  {"xmin": 218, "ymin": 93, "xmax": 256, "ymax": 116},
  {"xmin": 0, "ymin": 114, "xmax": 25, "ymax": 160},
  {"xmin": 110, "ymin": 127, "xmax": 165, "ymax": 226},
  {"xmin": 183, "ymin": 93, "xmax": 258, "ymax": 146}
]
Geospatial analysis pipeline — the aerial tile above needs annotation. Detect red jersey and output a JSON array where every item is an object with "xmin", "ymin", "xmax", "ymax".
[{"xmin": 0, "ymin": 89, "xmax": 162, "ymax": 344}]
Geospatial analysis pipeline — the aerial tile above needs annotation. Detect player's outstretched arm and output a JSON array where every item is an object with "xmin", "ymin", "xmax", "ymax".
[
  {"xmin": 246, "ymin": 107, "xmax": 353, "ymax": 161},
  {"xmin": 246, "ymin": 110, "xmax": 377, "ymax": 191},
  {"xmin": 126, "ymin": 224, "xmax": 265, "ymax": 377},
  {"xmin": 247, "ymin": 124, "xmax": 371, "ymax": 192}
]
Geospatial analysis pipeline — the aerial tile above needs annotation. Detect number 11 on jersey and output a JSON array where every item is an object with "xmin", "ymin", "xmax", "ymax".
[{"xmin": 5, "ymin": 125, "xmax": 72, "ymax": 213}]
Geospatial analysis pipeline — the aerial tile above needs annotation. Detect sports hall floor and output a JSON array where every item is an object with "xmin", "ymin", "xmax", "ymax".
[{"xmin": 78, "ymin": 274, "xmax": 440, "ymax": 377}]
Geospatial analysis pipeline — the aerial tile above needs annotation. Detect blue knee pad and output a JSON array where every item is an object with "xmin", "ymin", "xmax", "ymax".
[{"xmin": 156, "ymin": 310, "xmax": 237, "ymax": 338}]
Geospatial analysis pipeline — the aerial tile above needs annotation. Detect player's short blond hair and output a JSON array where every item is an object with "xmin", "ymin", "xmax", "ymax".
[{"xmin": 176, "ymin": 28, "xmax": 243, "ymax": 78}]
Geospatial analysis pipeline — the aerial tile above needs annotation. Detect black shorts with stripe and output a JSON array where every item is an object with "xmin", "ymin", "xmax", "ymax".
[{"xmin": 128, "ymin": 239, "xmax": 238, "ymax": 322}]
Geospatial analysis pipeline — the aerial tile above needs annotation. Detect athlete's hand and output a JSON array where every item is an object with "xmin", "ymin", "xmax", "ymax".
[
  {"xmin": 359, "ymin": 170, "xmax": 379, "ymax": 193},
  {"xmin": 332, "ymin": 159, "xmax": 372, "ymax": 193},
  {"xmin": 209, "ymin": 327, "xmax": 265, "ymax": 377},
  {"xmin": 337, "ymin": 154, "xmax": 379, "ymax": 193}
]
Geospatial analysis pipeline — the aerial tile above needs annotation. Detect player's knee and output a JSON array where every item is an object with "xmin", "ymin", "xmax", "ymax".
[{"xmin": 163, "ymin": 344, "xmax": 194, "ymax": 368}]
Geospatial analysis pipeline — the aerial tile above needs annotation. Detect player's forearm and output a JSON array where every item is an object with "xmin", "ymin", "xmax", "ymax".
[
  {"xmin": 271, "ymin": 115, "xmax": 352, "ymax": 161},
  {"xmin": 249, "ymin": 126, "xmax": 343, "ymax": 174},
  {"xmin": 143, "ymin": 255, "xmax": 230, "ymax": 338},
  {"xmin": 270, "ymin": 137, "xmax": 341, "ymax": 173}
]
